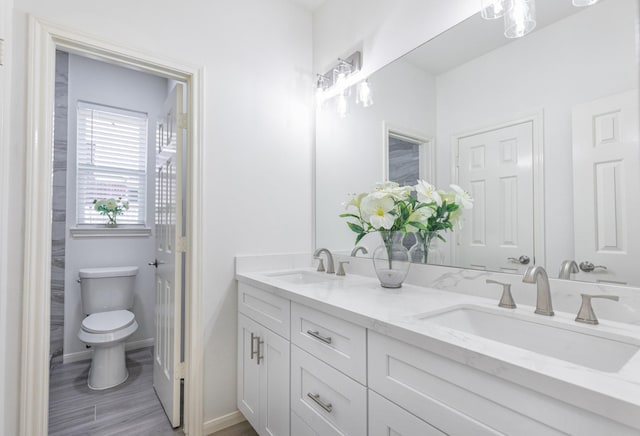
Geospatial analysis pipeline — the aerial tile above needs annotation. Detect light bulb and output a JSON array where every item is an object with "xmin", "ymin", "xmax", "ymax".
[
  {"xmin": 480, "ymin": 0, "xmax": 514, "ymax": 20},
  {"xmin": 504, "ymin": 0, "xmax": 536, "ymax": 38},
  {"xmin": 572, "ymin": 0, "xmax": 599, "ymax": 6},
  {"xmin": 356, "ymin": 80, "xmax": 373, "ymax": 108},
  {"xmin": 337, "ymin": 93, "xmax": 348, "ymax": 118}
]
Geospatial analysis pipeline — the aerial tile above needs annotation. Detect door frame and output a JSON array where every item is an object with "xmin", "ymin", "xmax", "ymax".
[
  {"xmin": 449, "ymin": 111, "xmax": 546, "ymax": 268},
  {"xmin": 20, "ymin": 16, "xmax": 205, "ymax": 436}
]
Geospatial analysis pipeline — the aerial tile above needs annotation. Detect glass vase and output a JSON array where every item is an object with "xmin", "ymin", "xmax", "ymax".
[
  {"xmin": 372, "ymin": 230, "xmax": 412, "ymax": 288},
  {"xmin": 411, "ymin": 231, "xmax": 440, "ymax": 264}
]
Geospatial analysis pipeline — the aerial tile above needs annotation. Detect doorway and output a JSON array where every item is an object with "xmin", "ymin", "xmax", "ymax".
[
  {"xmin": 21, "ymin": 18, "xmax": 204, "ymax": 436},
  {"xmin": 48, "ymin": 49, "xmax": 183, "ymax": 434}
]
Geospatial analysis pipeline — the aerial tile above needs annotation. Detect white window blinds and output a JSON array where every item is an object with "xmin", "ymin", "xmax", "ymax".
[{"xmin": 76, "ymin": 102, "xmax": 148, "ymax": 225}]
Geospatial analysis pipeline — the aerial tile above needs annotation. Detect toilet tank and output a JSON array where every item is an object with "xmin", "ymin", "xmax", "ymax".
[{"xmin": 78, "ymin": 266, "xmax": 138, "ymax": 315}]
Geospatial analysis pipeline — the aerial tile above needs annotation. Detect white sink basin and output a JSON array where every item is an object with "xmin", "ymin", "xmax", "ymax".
[
  {"xmin": 265, "ymin": 270, "xmax": 339, "ymax": 285},
  {"xmin": 418, "ymin": 306, "xmax": 640, "ymax": 372}
]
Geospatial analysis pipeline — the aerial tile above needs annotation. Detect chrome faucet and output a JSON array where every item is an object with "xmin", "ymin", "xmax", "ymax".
[
  {"xmin": 558, "ymin": 260, "xmax": 579, "ymax": 280},
  {"xmin": 313, "ymin": 248, "xmax": 335, "ymax": 274},
  {"xmin": 522, "ymin": 265, "xmax": 554, "ymax": 316},
  {"xmin": 350, "ymin": 246, "xmax": 368, "ymax": 257}
]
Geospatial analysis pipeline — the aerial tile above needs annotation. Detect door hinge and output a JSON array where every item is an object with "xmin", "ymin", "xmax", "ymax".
[
  {"xmin": 177, "ymin": 113, "xmax": 188, "ymax": 129},
  {"xmin": 0, "ymin": 38, "xmax": 5, "ymax": 66},
  {"xmin": 176, "ymin": 362, "xmax": 186, "ymax": 379},
  {"xmin": 177, "ymin": 237, "xmax": 188, "ymax": 253}
]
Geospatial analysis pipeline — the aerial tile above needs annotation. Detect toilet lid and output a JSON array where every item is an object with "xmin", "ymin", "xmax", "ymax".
[{"xmin": 81, "ymin": 310, "xmax": 135, "ymax": 333}]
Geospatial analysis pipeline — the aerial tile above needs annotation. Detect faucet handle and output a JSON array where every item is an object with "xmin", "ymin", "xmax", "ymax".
[
  {"xmin": 486, "ymin": 279, "xmax": 516, "ymax": 309},
  {"xmin": 337, "ymin": 261, "xmax": 349, "ymax": 276},
  {"xmin": 575, "ymin": 294, "xmax": 619, "ymax": 325},
  {"xmin": 315, "ymin": 257, "xmax": 325, "ymax": 272}
]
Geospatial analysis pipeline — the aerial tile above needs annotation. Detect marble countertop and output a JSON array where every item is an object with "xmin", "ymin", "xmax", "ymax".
[{"xmin": 236, "ymin": 267, "xmax": 640, "ymax": 429}]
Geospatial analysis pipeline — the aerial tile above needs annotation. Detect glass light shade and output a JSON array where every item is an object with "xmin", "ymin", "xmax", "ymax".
[
  {"xmin": 504, "ymin": 0, "xmax": 536, "ymax": 38},
  {"xmin": 356, "ymin": 80, "xmax": 373, "ymax": 107},
  {"xmin": 480, "ymin": 0, "xmax": 514, "ymax": 19},
  {"xmin": 572, "ymin": 0, "xmax": 599, "ymax": 6},
  {"xmin": 333, "ymin": 60, "xmax": 352, "ymax": 89},
  {"xmin": 336, "ymin": 93, "xmax": 348, "ymax": 118}
]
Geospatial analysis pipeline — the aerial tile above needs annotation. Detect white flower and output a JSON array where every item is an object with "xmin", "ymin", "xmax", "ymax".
[
  {"xmin": 360, "ymin": 194, "xmax": 396, "ymax": 229},
  {"xmin": 415, "ymin": 180, "xmax": 442, "ymax": 206},
  {"xmin": 342, "ymin": 192, "xmax": 367, "ymax": 210},
  {"xmin": 373, "ymin": 181, "xmax": 412, "ymax": 200},
  {"xmin": 405, "ymin": 206, "xmax": 435, "ymax": 233},
  {"xmin": 450, "ymin": 184, "xmax": 473, "ymax": 209}
]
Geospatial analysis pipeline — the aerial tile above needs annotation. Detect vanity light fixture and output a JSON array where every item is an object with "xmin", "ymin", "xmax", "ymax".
[
  {"xmin": 356, "ymin": 79, "xmax": 373, "ymax": 108},
  {"xmin": 315, "ymin": 51, "xmax": 373, "ymax": 116},
  {"xmin": 504, "ymin": 0, "xmax": 536, "ymax": 38},
  {"xmin": 315, "ymin": 74, "xmax": 331, "ymax": 101},
  {"xmin": 480, "ymin": 0, "xmax": 514, "ymax": 20},
  {"xmin": 482, "ymin": 0, "xmax": 602, "ymax": 39}
]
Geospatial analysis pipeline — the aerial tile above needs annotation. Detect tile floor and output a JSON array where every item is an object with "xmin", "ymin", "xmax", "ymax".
[
  {"xmin": 48, "ymin": 347, "xmax": 258, "ymax": 435},
  {"xmin": 48, "ymin": 347, "xmax": 184, "ymax": 436}
]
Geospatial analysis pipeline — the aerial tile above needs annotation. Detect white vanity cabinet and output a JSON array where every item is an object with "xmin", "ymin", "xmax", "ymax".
[
  {"xmin": 237, "ymin": 284, "xmax": 291, "ymax": 436},
  {"xmin": 236, "ymin": 274, "xmax": 640, "ymax": 436}
]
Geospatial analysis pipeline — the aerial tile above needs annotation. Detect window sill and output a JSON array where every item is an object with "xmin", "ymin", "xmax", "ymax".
[{"xmin": 70, "ymin": 226, "xmax": 152, "ymax": 239}]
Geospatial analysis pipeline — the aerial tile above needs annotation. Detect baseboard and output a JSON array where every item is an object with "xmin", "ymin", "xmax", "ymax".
[
  {"xmin": 203, "ymin": 410, "xmax": 247, "ymax": 435},
  {"xmin": 62, "ymin": 337, "xmax": 155, "ymax": 364}
]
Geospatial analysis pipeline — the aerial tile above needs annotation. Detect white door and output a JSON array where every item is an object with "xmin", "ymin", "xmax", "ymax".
[
  {"xmin": 456, "ymin": 121, "xmax": 534, "ymax": 273},
  {"xmin": 152, "ymin": 83, "xmax": 186, "ymax": 427},
  {"xmin": 572, "ymin": 90, "xmax": 639, "ymax": 285},
  {"xmin": 260, "ymin": 328, "xmax": 290, "ymax": 436}
]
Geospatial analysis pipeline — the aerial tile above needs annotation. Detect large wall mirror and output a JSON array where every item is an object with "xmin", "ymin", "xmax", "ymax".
[{"xmin": 315, "ymin": 0, "xmax": 640, "ymax": 286}]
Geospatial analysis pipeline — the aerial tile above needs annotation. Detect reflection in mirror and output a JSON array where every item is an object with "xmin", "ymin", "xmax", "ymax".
[{"xmin": 315, "ymin": 0, "xmax": 639, "ymax": 286}]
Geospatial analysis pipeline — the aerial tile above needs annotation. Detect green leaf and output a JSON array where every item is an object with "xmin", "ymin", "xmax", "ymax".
[
  {"xmin": 347, "ymin": 222, "xmax": 364, "ymax": 234},
  {"xmin": 354, "ymin": 232, "xmax": 366, "ymax": 245},
  {"xmin": 408, "ymin": 221, "xmax": 429, "ymax": 231},
  {"xmin": 339, "ymin": 213, "xmax": 361, "ymax": 219}
]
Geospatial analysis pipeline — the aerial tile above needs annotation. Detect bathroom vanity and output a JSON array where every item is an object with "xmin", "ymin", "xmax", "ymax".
[{"xmin": 236, "ymin": 256, "xmax": 640, "ymax": 436}]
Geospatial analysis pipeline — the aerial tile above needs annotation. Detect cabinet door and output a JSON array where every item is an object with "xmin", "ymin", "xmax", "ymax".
[
  {"xmin": 369, "ymin": 390, "xmax": 445, "ymax": 436},
  {"xmin": 260, "ymin": 328, "xmax": 290, "ymax": 436},
  {"xmin": 237, "ymin": 313, "xmax": 261, "ymax": 431}
]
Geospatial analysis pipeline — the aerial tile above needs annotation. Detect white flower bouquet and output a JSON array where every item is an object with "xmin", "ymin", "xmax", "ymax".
[
  {"xmin": 93, "ymin": 197, "xmax": 129, "ymax": 225},
  {"xmin": 340, "ymin": 180, "xmax": 473, "ymax": 245}
]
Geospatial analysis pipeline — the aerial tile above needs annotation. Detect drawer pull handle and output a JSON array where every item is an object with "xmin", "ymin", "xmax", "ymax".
[
  {"xmin": 307, "ymin": 330, "xmax": 332, "ymax": 344},
  {"xmin": 250, "ymin": 333, "xmax": 257, "ymax": 360},
  {"xmin": 307, "ymin": 393, "xmax": 333, "ymax": 413}
]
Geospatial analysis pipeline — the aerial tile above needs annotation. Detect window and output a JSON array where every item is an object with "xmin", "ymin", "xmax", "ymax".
[{"xmin": 76, "ymin": 102, "xmax": 148, "ymax": 225}]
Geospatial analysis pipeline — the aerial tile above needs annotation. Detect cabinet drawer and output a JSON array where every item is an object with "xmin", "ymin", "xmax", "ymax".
[
  {"xmin": 369, "ymin": 331, "xmax": 639, "ymax": 436},
  {"xmin": 369, "ymin": 389, "xmax": 445, "ymax": 436},
  {"xmin": 291, "ymin": 345, "xmax": 367, "ymax": 436},
  {"xmin": 238, "ymin": 282, "xmax": 290, "ymax": 339},
  {"xmin": 291, "ymin": 302, "xmax": 366, "ymax": 384}
]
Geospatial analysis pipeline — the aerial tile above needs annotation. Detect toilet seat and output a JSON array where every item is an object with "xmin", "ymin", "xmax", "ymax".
[{"xmin": 81, "ymin": 310, "xmax": 135, "ymax": 334}]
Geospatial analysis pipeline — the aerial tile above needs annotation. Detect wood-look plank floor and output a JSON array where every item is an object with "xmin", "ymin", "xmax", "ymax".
[{"xmin": 49, "ymin": 347, "xmax": 184, "ymax": 436}]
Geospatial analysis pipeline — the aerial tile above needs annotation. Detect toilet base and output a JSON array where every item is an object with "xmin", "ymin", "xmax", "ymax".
[{"xmin": 87, "ymin": 342, "xmax": 129, "ymax": 390}]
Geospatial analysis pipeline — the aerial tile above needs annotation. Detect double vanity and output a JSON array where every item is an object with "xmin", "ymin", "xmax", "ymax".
[{"xmin": 236, "ymin": 254, "xmax": 640, "ymax": 436}]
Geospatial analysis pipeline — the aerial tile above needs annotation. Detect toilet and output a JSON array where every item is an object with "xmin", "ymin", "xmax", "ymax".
[{"xmin": 77, "ymin": 266, "xmax": 139, "ymax": 390}]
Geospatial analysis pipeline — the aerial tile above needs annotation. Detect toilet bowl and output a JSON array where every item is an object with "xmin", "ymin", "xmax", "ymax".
[
  {"xmin": 77, "ymin": 266, "xmax": 139, "ymax": 390},
  {"xmin": 77, "ymin": 310, "xmax": 138, "ymax": 390}
]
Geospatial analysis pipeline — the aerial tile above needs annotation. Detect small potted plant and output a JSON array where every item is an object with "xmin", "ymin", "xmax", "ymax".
[{"xmin": 93, "ymin": 197, "xmax": 129, "ymax": 227}]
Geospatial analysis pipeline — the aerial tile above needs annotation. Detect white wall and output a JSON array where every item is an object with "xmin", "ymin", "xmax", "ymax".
[
  {"xmin": 435, "ymin": 0, "xmax": 638, "ymax": 273},
  {"xmin": 63, "ymin": 54, "xmax": 167, "ymax": 359},
  {"xmin": 316, "ymin": 58, "xmax": 436, "ymax": 252},
  {"xmin": 3, "ymin": 0, "xmax": 313, "ymax": 431}
]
